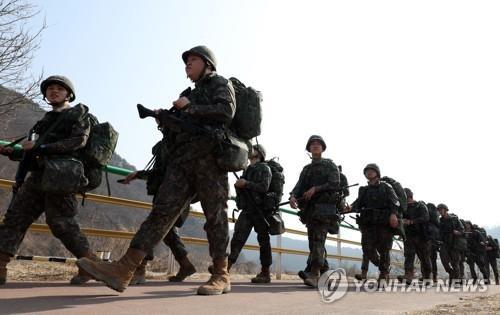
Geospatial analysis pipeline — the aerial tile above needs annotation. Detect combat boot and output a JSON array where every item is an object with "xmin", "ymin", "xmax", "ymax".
[
  {"xmin": 129, "ymin": 259, "xmax": 148, "ymax": 285},
  {"xmin": 404, "ymin": 270, "xmax": 414, "ymax": 285},
  {"xmin": 298, "ymin": 270, "xmax": 306, "ymax": 280},
  {"xmin": 208, "ymin": 260, "xmax": 232, "ymax": 275},
  {"xmin": 76, "ymin": 248, "xmax": 146, "ymax": 292},
  {"xmin": 0, "ymin": 252, "xmax": 11, "ymax": 285},
  {"xmin": 251, "ymin": 266, "xmax": 271, "ymax": 284},
  {"xmin": 354, "ymin": 270, "xmax": 368, "ymax": 281},
  {"xmin": 168, "ymin": 255, "xmax": 196, "ymax": 282},
  {"xmin": 304, "ymin": 265, "xmax": 321, "ymax": 288},
  {"xmin": 197, "ymin": 257, "xmax": 230, "ymax": 295},
  {"xmin": 378, "ymin": 270, "xmax": 390, "ymax": 285},
  {"xmin": 432, "ymin": 273, "xmax": 438, "ymax": 283},
  {"xmin": 495, "ymin": 275, "xmax": 499, "ymax": 285},
  {"xmin": 70, "ymin": 251, "xmax": 99, "ymax": 285}
]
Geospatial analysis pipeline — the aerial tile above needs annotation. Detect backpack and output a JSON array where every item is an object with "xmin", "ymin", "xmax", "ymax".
[
  {"xmin": 81, "ymin": 113, "xmax": 119, "ymax": 192},
  {"xmin": 228, "ymin": 77, "xmax": 262, "ymax": 140},
  {"xmin": 264, "ymin": 158, "xmax": 285, "ymax": 209}
]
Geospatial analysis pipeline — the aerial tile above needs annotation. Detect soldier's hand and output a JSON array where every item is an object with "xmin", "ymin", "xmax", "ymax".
[
  {"xmin": 290, "ymin": 196, "xmax": 298, "ymax": 209},
  {"xmin": 154, "ymin": 109, "xmax": 161, "ymax": 125},
  {"xmin": 22, "ymin": 141, "xmax": 35, "ymax": 151},
  {"xmin": 173, "ymin": 96, "xmax": 190, "ymax": 110},
  {"xmin": 0, "ymin": 145, "xmax": 14, "ymax": 156},
  {"xmin": 342, "ymin": 204, "xmax": 352, "ymax": 213},
  {"xmin": 453, "ymin": 230, "xmax": 461, "ymax": 236},
  {"xmin": 303, "ymin": 187, "xmax": 317, "ymax": 200},
  {"xmin": 122, "ymin": 172, "xmax": 138, "ymax": 184},
  {"xmin": 486, "ymin": 246, "xmax": 493, "ymax": 251},
  {"xmin": 389, "ymin": 213, "xmax": 399, "ymax": 229},
  {"xmin": 234, "ymin": 179, "xmax": 247, "ymax": 188},
  {"xmin": 403, "ymin": 219, "xmax": 412, "ymax": 225}
]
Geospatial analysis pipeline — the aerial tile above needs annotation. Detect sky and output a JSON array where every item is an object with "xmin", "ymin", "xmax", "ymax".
[{"xmin": 22, "ymin": 0, "xmax": 500, "ymax": 232}]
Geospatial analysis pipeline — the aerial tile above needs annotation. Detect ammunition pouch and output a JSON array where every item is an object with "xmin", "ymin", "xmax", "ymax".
[
  {"xmin": 41, "ymin": 157, "xmax": 88, "ymax": 194},
  {"xmin": 215, "ymin": 133, "xmax": 251, "ymax": 172},
  {"xmin": 311, "ymin": 203, "xmax": 340, "ymax": 233},
  {"xmin": 267, "ymin": 211, "xmax": 285, "ymax": 235}
]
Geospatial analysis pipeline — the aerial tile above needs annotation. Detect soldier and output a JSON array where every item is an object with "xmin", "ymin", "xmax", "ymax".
[
  {"xmin": 77, "ymin": 45, "xmax": 235, "ymax": 295},
  {"xmin": 227, "ymin": 144, "xmax": 273, "ymax": 283},
  {"xmin": 463, "ymin": 221, "xmax": 490, "ymax": 284},
  {"xmin": 344, "ymin": 163, "xmax": 400, "ymax": 283},
  {"xmin": 119, "ymin": 136, "xmax": 196, "ymax": 284},
  {"xmin": 426, "ymin": 203, "xmax": 441, "ymax": 282},
  {"xmin": 485, "ymin": 234, "xmax": 499, "ymax": 285},
  {"xmin": 298, "ymin": 165, "xmax": 349, "ymax": 280},
  {"xmin": 437, "ymin": 203, "xmax": 466, "ymax": 284},
  {"xmin": 0, "ymin": 75, "xmax": 98, "ymax": 285},
  {"xmin": 400, "ymin": 188, "xmax": 432, "ymax": 284},
  {"xmin": 290, "ymin": 135, "xmax": 341, "ymax": 288}
]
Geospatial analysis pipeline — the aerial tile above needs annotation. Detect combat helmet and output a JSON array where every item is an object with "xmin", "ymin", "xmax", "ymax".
[
  {"xmin": 306, "ymin": 135, "xmax": 326, "ymax": 152},
  {"xmin": 363, "ymin": 163, "xmax": 381, "ymax": 178},
  {"xmin": 252, "ymin": 144, "xmax": 266, "ymax": 160},
  {"xmin": 40, "ymin": 75, "xmax": 76, "ymax": 102},
  {"xmin": 182, "ymin": 45, "xmax": 217, "ymax": 71}
]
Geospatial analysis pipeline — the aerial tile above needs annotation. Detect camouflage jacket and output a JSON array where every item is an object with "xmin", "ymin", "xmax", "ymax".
[
  {"xmin": 404, "ymin": 201, "xmax": 429, "ymax": 237},
  {"xmin": 439, "ymin": 213, "xmax": 465, "ymax": 247},
  {"xmin": 465, "ymin": 228, "xmax": 487, "ymax": 255},
  {"xmin": 9, "ymin": 104, "xmax": 90, "ymax": 167},
  {"xmin": 290, "ymin": 158, "xmax": 340, "ymax": 210},
  {"xmin": 236, "ymin": 162, "xmax": 272, "ymax": 211},
  {"xmin": 351, "ymin": 181, "xmax": 399, "ymax": 214},
  {"xmin": 166, "ymin": 72, "xmax": 236, "ymax": 163}
]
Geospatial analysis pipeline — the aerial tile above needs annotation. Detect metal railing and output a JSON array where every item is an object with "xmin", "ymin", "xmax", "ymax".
[{"xmin": 0, "ymin": 140, "xmax": 402, "ymax": 277}]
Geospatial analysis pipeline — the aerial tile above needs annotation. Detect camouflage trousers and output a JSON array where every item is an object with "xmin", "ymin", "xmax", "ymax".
[
  {"xmin": 361, "ymin": 225, "xmax": 393, "ymax": 274},
  {"xmin": 466, "ymin": 251, "xmax": 490, "ymax": 280},
  {"xmin": 439, "ymin": 244, "xmax": 462, "ymax": 279},
  {"xmin": 229, "ymin": 209, "xmax": 271, "ymax": 267},
  {"xmin": 304, "ymin": 248, "xmax": 329, "ymax": 273},
  {"xmin": 429, "ymin": 242, "xmax": 439, "ymax": 277},
  {"xmin": 306, "ymin": 221, "xmax": 329, "ymax": 267},
  {"xmin": 144, "ymin": 227, "xmax": 188, "ymax": 262},
  {"xmin": 404, "ymin": 235, "xmax": 432, "ymax": 278},
  {"xmin": 0, "ymin": 175, "xmax": 90, "ymax": 257},
  {"xmin": 130, "ymin": 154, "xmax": 229, "ymax": 259}
]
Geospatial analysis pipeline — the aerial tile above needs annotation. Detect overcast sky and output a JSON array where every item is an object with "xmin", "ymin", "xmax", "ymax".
[{"xmin": 26, "ymin": 0, "xmax": 500, "ymax": 232}]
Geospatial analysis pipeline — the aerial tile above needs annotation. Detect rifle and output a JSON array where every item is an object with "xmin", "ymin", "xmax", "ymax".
[
  {"xmin": 137, "ymin": 104, "xmax": 224, "ymax": 141},
  {"xmin": 278, "ymin": 183, "xmax": 359, "ymax": 208},
  {"xmin": 232, "ymin": 171, "xmax": 270, "ymax": 228}
]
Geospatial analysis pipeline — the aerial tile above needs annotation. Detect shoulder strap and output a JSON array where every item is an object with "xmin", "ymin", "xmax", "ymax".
[{"xmin": 32, "ymin": 109, "xmax": 71, "ymax": 151}]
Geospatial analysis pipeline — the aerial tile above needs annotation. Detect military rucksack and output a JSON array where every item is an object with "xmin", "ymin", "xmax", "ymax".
[
  {"xmin": 80, "ymin": 113, "xmax": 119, "ymax": 192},
  {"xmin": 263, "ymin": 158, "xmax": 285, "ymax": 209},
  {"xmin": 228, "ymin": 77, "xmax": 262, "ymax": 140}
]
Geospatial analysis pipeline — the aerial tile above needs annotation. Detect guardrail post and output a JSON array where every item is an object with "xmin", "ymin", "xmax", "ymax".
[
  {"xmin": 337, "ymin": 227, "xmax": 342, "ymax": 267},
  {"xmin": 276, "ymin": 228, "xmax": 282, "ymax": 280}
]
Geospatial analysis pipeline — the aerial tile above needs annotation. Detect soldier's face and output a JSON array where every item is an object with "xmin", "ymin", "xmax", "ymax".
[
  {"xmin": 438, "ymin": 208, "xmax": 447, "ymax": 217},
  {"xmin": 46, "ymin": 84, "xmax": 69, "ymax": 104},
  {"xmin": 364, "ymin": 169, "xmax": 378, "ymax": 180},
  {"xmin": 185, "ymin": 55, "xmax": 206, "ymax": 81},
  {"xmin": 309, "ymin": 141, "xmax": 323, "ymax": 155}
]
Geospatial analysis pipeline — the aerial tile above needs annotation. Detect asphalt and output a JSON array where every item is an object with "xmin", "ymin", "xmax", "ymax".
[{"xmin": 1, "ymin": 280, "xmax": 499, "ymax": 315}]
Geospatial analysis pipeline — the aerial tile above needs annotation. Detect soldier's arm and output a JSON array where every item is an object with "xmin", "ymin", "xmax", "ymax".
[
  {"xmin": 7, "ymin": 148, "xmax": 24, "ymax": 161},
  {"xmin": 290, "ymin": 168, "xmax": 306, "ymax": 198},
  {"xmin": 350, "ymin": 187, "xmax": 364, "ymax": 212},
  {"xmin": 411, "ymin": 203, "xmax": 430, "ymax": 224},
  {"xmin": 39, "ymin": 117, "xmax": 91, "ymax": 155},
  {"xmin": 185, "ymin": 79, "xmax": 236, "ymax": 124},
  {"xmin": 315, "ymin": 163, "xmax": 340, "ymax": 193},
  {"xmin": 385, "ymin": 185, "xmax": 400, "ymax": 214},
  {"xmin": 245, "ymin": 165, "xmax": 272, "ymax": 193}
]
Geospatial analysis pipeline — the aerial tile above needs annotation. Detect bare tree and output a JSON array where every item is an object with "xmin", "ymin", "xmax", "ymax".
[{"xmin": 0, "ymin": 0, "xmax": 45, "ymax": 116}]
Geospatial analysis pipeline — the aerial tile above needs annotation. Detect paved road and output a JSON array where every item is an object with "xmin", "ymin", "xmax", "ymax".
[{"xmin": 1, "ymin": 280, "xmax": 499, "ymax": 315}]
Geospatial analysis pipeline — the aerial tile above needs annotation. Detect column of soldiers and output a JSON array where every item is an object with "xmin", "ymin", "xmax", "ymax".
[{"xmin": 0, "ymin": 45, "xmax": 499, "ymax": 295}]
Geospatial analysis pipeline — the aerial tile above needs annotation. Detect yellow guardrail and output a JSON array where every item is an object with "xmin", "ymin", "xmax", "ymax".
[{"xmin": 1, "ymin": 177, "xmax": 402, "ymax": 272}]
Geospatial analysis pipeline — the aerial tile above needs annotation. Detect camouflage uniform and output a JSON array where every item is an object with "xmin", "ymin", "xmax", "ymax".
[
  {"xmin": 464, "ymin": 225, "xmax": 490, "ymax": 282},
  {"xmin": 425, "ymin": 203, "xmax": 441, "ymax": 281},
  {"xmin": 351, "ymin": 180, "xmax": 399, "ymax": 277},
  {"xmin": 403, "ymin": 201, "xmax": 432, "ymax": 279},
  {"xmin": 229, "ymin": 162, "xmax": 272, "ymax": 267},
  {"xmin": 129, "ymin": 72, "xmax": 235, "ymax": 261},
  {"xmin": 291, "ymin": 158, "xmax": 340, "ymax": 269},
  {"xmin": 0, "ymin": 105, "xmax": 91, "ymax": 258},
  {"xmin": 439, "ymin": 213, "xmax": 466, "ymax": 280}
]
